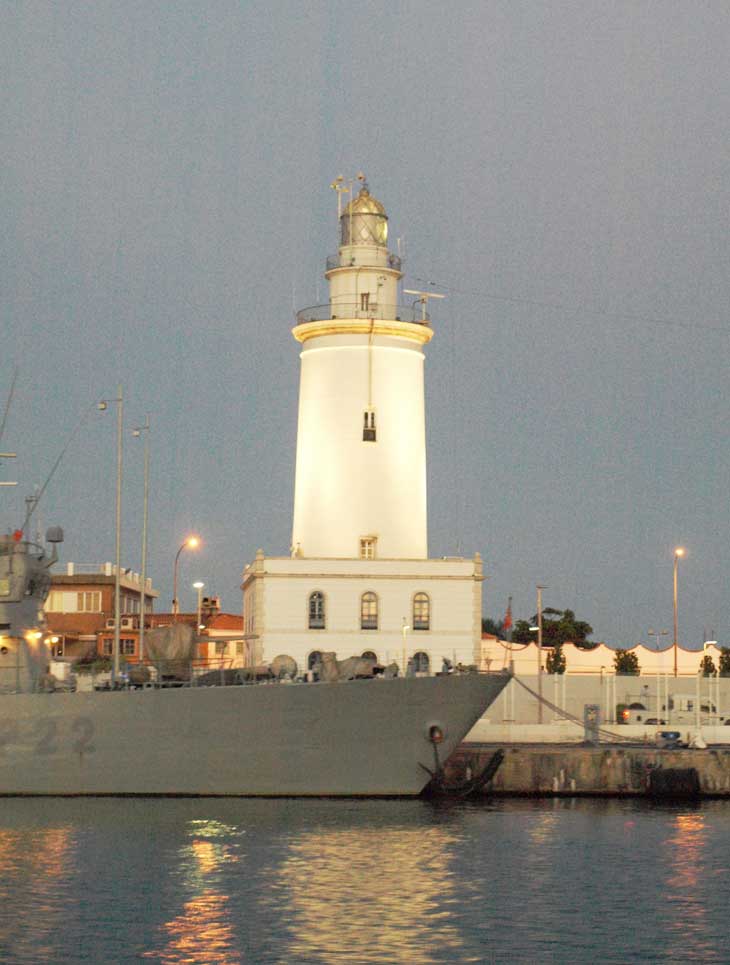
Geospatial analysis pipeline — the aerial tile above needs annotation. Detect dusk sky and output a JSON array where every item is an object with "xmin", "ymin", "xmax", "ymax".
[{"xmin": 2, "ymin": 1, "xmax": 729, "ymax": 648}]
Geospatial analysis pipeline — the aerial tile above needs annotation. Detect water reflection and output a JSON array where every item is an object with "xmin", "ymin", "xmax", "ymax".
[
  {"xmin": 663, "ymin": 811, "xmax": 713, "ymax": 960},
  {"xmin": 0, "ymin": 826, "xmax": 75, "ymax": 962},
  {"xmin": 143, "ymin": 819, "xmax": 242, "ymax": 964},
  {"xmin": 271, "ymin": 825, "xmax": 477, "ymax": 963}
]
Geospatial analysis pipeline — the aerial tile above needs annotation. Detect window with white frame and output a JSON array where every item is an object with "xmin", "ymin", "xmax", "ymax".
[
  {"xmin": 77, "ymin": 591, "xmax": 102, "ymax": 612},
  {"xmin": 359, "ymin": 537, "xmax": 377, "ymax": 560},
  {"xmin": 45, "ymin": 591, "xmax": 64, "ymax": 612}
]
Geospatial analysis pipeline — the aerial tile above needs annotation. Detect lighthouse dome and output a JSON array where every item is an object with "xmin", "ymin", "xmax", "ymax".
[{"xmin": 340, "ymin": 186, "xmax": 388, "ymax": 247}]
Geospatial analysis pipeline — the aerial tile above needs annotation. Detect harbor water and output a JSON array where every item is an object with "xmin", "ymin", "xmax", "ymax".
[{"xmin": 1, "ymin": 797, "xmax": 727, "ymax": 963}]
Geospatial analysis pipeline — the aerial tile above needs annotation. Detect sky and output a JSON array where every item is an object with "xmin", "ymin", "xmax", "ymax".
[{"xmin": 2, "ymin": 1, "xmax": 729, "ymax": 648}]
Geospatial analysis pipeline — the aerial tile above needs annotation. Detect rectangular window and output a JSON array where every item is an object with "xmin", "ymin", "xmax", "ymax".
[
  {"xmin": 360, "ymin": 292, "xmax": 370, "ymax": 311},
  {"xmin": 77, "ymin": 591, "xmax": 101, "ymax": 612},
  {"xmin": 236, "ymin": 641, "xmax": 244, "ymax": 656},
  {"xmin": 359, "ymin": 537, "xmax": 377, "ymax": 560},
  {"xmin": 215, "ymin": 642, "xmax": 227, "ymax": 656},
  {"xmin": 46, "ymin": 591, "xmax": 64, "ymax": 612},
  {"xmin": 120, "ymin": 638, "xmax": 135, "ymax": 656},
  {"xmin": 362, "ymin": 410, "xmax": 376, "ymax": 442},
  {"xmin": 102, "ymin": 639, "xmax": 112, "ymax": 656}
]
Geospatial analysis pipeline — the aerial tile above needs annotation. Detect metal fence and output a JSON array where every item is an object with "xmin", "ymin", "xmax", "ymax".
[{"xmin": 295, "ymin": 303, "xmax": 428, "ymax": 325}]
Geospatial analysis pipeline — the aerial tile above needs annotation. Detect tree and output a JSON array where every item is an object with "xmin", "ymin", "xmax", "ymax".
[
  {"xmin": 545, "ymin": 643, "xmax": 566, "ymax": 675},
  {"xmin": 481, "ymin": 617, "xmax": 502, "ymax": 636},
  {"xmin": 510, "ymin": 608, "xmax": 595, "ymax": 649},
  {"xmin": 720, "ymin": 648, "xmax": 730, "ymax": 677},
  {"xmin": 614, "ymin": 649, "xmax": 640, "ymax": 675},
  {"xmin": 700, "ymin": 654, "xmax": 717, "ymax": 677},
  {"xmin": 511, "ymin": 620, "xmax": 534, "ymax": 643}
]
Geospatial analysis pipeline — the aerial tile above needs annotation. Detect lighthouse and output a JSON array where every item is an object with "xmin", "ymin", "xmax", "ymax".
[
  {"xmin": 242, "ymin": 177, "xmax": 484, "ymax": 677},
  {"xmin": 291, "ymin": 179, "xmax": 431, "ymax": 560}
]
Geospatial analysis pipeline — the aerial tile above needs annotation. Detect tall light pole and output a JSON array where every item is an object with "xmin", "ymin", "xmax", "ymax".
[
  {"xmin": 673, "ymin": 547, "xmax": 685, "ymax": 677},
  {"xmin": 98, "ymin": 386, "xmax": 123, "ymax": 683},
  {"xmin": 132, "ymin": 416, "xmax": 150, "ymax": 662},
  {"xmin": 649, "ymin": 628, "xmax": 669, "ymax": 728},
  {"xmin": 193, "ymin": 581, "xmax": 204, "ymax": 629},
  {"xmin": 173, "ymin": 536, "xmax": 200, "ymax": 619},
  {"xmin": 529, "ymin": 589, "xmax": 547, "ymax": 723}
]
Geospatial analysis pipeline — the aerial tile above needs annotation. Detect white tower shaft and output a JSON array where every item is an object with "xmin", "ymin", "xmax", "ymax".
[{"xmin": 290, "ymin": 183, "xmax": 433, "ymax": 560}]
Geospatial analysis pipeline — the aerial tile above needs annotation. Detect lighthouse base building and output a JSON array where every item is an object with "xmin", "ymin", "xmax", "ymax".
[
  {"xmin": 243, "ymin": 553, "xmax": 484, "ymax": 675},
  {"xmin": 242, "ymin": 179, "xmax": 484, "ymax": 676}
]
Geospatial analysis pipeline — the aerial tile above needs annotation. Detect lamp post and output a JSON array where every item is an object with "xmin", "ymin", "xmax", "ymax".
[
  {"xmin": 401, "ymin": 619, "xmax": 410, "ymax": 676},
  {"xmin": 649, "ymin": 629, "xmax": 669, "ymax": 728},
  {"xmin": 673, "ymin": 547, "xmax": 685, "ymax": 677},
  {"xmin": 98, "ymin": 386, "xmax": 123, "ymax": 683},
  {"xmin": 173, "ymin": 536, "xmax": 200, "ymax": 619},
  {"xmin": 193, "ymin": 581, "xmax": 204, "ymax": 629},
  {"xmin": 536, "ymin": 585, "xmax": 547, "ymax": 724},
  {"xmin": 132, "ymin": 416, "xmax": 150, "ymax": 662}
]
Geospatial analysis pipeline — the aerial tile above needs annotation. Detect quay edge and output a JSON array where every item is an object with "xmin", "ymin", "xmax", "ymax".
[{"xmin": 449, "ymin": 743, "xmax": 730, "ymax": 797}]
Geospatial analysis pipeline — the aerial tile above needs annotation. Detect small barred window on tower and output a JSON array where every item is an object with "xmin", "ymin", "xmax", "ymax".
[{"xmin": 363, "ymin": 410, "xmax": 376, "ymax": 442}]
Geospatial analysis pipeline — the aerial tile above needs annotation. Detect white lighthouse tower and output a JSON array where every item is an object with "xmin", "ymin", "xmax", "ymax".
[
  {"xmin": 291, "ymin": 179, "xmax": 431, "ymax": 560},
  {"xmin": 243, "ymin": 177, "xmax": 484, "ymax": 677}
]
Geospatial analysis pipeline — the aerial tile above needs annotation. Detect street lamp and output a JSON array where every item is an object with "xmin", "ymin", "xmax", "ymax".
[
  {"xmin": 132, "ymin": 416, "xmax": 150, "ymax": 662},
  {"xmin": 98, "ymin": 386, "xmax": 123, "ymax": 682},
  {"xmin": 401, "ymin": 619, "xmax": 410, "ymax": 676},
  {"xmin": 649, "ymin": 629, "xmax": 669, "ymax": 728},
  {"xmin": 673, "ymin": 547, "xmax": 685, "ymax": 677},
  {"xmin": 536, "ymin": 585, "xmax": 547, "ymax": 723},
  {"xmin": 193, "ymin": 581, "xmax": 205, "ymax": 629},
  {"xmin": 173, "ymin": 536, "xmax": 200, "ymax": 619}
]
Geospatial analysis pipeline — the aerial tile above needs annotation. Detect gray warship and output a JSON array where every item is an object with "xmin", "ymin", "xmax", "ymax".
[{"xmin": 0, "ymin": 536, "xmax": 509, "ymax": 797}]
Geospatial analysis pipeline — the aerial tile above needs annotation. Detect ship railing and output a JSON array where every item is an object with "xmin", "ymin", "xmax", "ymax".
[{"xmin": 295, "ymin": 303, "xmax": 429, "ymax": 325}]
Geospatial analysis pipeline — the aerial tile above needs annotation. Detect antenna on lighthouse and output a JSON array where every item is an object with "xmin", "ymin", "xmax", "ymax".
[
  {"xmin": 404, "ymin": 289, "xmax": 446, "ymax": 322},
  {"xmin": 330, "ymin": 175, "xmax": 351, "ymax": 219}
]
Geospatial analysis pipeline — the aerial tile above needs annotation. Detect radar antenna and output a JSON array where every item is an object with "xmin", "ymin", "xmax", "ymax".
[{"xmin": 403, "ymin": 289, "xmax": 446, "ymax": 322}]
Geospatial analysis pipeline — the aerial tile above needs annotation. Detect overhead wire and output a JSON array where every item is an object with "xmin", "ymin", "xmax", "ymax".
[{"xmin": 413, "ymin": 276, "xmax": 729, "ymax": 335}]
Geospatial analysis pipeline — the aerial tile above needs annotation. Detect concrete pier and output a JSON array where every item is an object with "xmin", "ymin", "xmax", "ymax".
[{"xmin": 450, "ymin": 744, "xmax": 730, "ymax": 797}]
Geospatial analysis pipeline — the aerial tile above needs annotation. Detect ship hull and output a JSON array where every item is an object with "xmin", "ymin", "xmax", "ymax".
[{"xmin": 0, "ymin": 673, "xmax": 508, "ymax": 796}]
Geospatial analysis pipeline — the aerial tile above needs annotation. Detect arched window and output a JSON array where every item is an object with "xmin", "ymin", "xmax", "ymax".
[
  {"xmin": 361, "ymin": 650, "xmax": 377, "ymax": 662},
  {"xmin": 308, "ymin": 591, "xmax": 325, "ymax": 629},
  {"xmin": 308, "ymin": 650, "xmax": 323, "ymax": 671},
  {"xmin": 361, "ymin": 592, "xmax": 378, "ymax": 630},
  {"xmin": 413, "ymin": 592, "xmax": 430, "ymax": 630},
  {"xmin": 413, "ymin": 651, "xmax": 430, "ymax": 674}
]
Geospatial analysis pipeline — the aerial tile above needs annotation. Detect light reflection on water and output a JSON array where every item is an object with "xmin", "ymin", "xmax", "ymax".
[
  {"xmin": 0, "ymin": 798, "xmax": 729, "ymax": 963},
  {"xmin": 270, "ymin": 826, "xmax": 476, "ymax": 963}
]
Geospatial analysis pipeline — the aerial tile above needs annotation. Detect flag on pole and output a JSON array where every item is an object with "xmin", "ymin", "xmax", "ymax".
[{"xmin": 502, "ymin": 598, "xmax": 513, "ymax": 633}]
